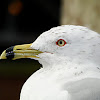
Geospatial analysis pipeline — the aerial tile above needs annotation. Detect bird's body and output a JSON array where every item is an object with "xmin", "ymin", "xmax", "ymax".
[
  {"xmin": 20, "ymin": 60, "xmax": 100, "ymax": 100},
  {"xmin": 20, "ymin": 25, "xmax": 100, "ymax": 100},
  {"xmin": 1, "ymin": 25, "xmax": 100, "ymax": 100}
]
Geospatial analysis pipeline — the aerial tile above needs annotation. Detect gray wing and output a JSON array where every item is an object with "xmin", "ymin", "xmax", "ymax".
[{"xmin": 64, "ymin": 78, "xmax": 100, "ymax": 100}]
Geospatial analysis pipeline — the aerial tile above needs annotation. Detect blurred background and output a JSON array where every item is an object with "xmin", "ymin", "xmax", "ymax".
[{"xmin": 0, "ymin": 0, "xmax": 100, "ymax": 100}]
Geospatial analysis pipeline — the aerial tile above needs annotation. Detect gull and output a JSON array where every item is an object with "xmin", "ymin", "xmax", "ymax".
[{"xmin": 1, "ymin": 25, "xmax": 100, "ymax": 100}]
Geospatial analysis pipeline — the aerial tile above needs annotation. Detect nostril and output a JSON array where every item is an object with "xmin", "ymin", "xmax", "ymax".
[{"xmin": 16, "ymin": 49, "xmax": 22, "ymax": 50}]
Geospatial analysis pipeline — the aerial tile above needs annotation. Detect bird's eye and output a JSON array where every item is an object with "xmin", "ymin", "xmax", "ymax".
[{"xmin": 56, "ymin": 39, "xmax": 66, "ymax": 47}]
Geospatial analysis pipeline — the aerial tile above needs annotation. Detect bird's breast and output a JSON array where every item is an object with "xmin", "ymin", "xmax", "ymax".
[{"xmin": 20, "ymin": 69, "xmax": 63, "ymax": 100}]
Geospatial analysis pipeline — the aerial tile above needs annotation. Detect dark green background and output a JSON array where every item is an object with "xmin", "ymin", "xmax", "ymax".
[{"xmin": 0, "ymin": 59, "xmax": 41, "ymax": 100}]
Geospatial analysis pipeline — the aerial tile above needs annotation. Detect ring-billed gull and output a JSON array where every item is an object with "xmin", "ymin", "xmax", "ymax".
[{"xmin": 1, "ymin": 25, "xmax": 100, "ymax": 100}]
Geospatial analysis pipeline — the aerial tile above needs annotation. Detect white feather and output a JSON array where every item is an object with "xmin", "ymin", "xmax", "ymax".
[{"xmin": 20, "ymin": 25, "xmax": 100, "ymax": 100}]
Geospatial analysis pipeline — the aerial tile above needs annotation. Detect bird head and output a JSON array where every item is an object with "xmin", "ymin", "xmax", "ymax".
[{"xmin": 1, "ymin": 25, "xmax": 100, "ymax": 66}]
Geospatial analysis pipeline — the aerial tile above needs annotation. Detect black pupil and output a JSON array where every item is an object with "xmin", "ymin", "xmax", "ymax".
[{"xmin": 59, "ymin": 40, "xmax": 63, "ymax": 44}]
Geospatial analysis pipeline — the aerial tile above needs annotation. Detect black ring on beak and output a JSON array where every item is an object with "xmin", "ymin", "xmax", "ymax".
[{"xmin": 6, "ymin": 46, "xmax": 14, "ymax": 59}]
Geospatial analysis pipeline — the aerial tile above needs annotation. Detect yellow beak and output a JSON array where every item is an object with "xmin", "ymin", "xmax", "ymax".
[{"xmin": 0, "ymin": 44, "xmax": 43, "ymax": 60}]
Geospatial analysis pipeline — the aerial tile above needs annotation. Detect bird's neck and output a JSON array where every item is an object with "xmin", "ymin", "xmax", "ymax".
[
  {"xmin": 38, "ymin": 54, "xmax": 74, "ymax": 70},
  {"xmin": 38, "ymin": 53, "xmax": 98, "ymax": 73}
]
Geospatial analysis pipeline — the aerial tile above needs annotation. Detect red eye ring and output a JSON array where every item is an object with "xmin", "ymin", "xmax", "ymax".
[{"xmin": 56, "ymin": 39, "xmax": 67, "ymax": 47}]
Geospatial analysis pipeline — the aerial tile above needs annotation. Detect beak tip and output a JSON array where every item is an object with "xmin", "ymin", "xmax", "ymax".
[{"xmin": 0, "ymin": 50, "xmax": 7, "ymax": 59}]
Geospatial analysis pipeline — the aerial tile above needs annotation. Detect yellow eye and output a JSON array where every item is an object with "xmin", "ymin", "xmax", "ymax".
[{"xmin": 56, "ymin": 39, "xmax": 66, "ymax": 47}]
